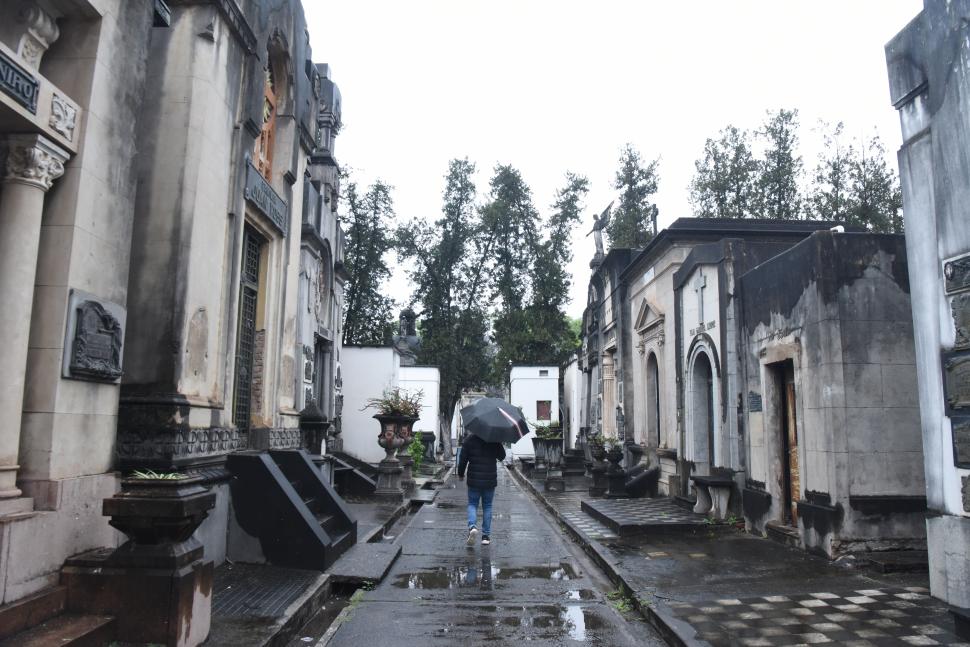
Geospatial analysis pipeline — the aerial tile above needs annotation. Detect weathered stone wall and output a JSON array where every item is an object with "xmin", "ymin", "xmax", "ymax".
[
  {"xmin": 887, "ymin": 0, "xmax": 970, "ymax": 607},
  {"xmin": 740, "ymin": 232, "xmax": 924, "ymax": 556}
]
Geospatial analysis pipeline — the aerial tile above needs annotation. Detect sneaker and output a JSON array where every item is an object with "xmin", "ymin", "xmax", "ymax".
[
  {"xmin": 466, "ymin": 527, "xmax": 478, "ymax": 546},
  {"xmin": 481, "ymin": 535, "xmax": 491, "ymax": 546}
]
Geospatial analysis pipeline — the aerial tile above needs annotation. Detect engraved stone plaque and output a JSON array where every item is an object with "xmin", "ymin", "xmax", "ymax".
[
  {"xmin": 748, "ymin": 392, "xmax": 763, "ymax": 412},
  {"xmin": 63, "ymin": 290, "xmax": 126, "ymax": 383},
  {"xmin": 943, "ymin": 351, "xmax": 970, "ymax": 412},
  {"xmin": 952, "ymin": 292, "xmax": 970, "ymax": 350},
  {"xmin": 953, "ymin": 417, "xmax": 970, "ymax": 470},
  {"xmin": 944, "ymin": 252, "xmax": 970, "ymax": 295}
]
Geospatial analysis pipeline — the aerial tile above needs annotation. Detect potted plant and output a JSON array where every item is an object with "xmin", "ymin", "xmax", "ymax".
[
  {"xmin": 365, "ymin": 387, "xmax": 423, "ymax": 462},
  {"xmin": 104, "ymin": 469, "xmax": 216, "ymax": 549},
  {"xmin": 603, "ymin": 436, "xmax": 624, "ymax": 469},
  {"xmin": 587, "ymin": 432, "xmax": 606, "ymax": 462}
]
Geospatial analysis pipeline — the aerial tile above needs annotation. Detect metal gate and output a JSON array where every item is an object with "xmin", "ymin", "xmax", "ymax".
[{"xmin": 233, "ymin": 228, "xmax": 262, "ymax": 430}]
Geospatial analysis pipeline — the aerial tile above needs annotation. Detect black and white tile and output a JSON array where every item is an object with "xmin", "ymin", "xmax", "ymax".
[{"xmin": 668, "ymin": 587, "xmax": 969, "ymax": 647}]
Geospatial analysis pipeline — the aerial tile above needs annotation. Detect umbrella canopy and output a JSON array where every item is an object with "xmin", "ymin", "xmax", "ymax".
[{"xmin": 460, "ymin": 397, "xmax": 529, "ymax": 444}]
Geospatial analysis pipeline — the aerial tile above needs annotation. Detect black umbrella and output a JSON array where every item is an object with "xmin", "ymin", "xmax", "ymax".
[{"xmin": 460, "ymin": 397, "xmax": 529, "ymax": 444}]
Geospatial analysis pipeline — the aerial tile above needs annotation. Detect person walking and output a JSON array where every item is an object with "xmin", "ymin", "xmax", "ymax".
[{"xmin": 457, "ymin": 433, "xmax": 505, "ymax": 546}]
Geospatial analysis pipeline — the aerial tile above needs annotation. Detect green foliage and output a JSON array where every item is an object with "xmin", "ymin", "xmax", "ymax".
[
  {"xmin": 398, "ymin": 159, "xmax": 493, "ymax": 419},
  {"xmin": 363, "ymin": 387, "xmax": 423, "ymax": 417},
  {"xmin": 586, "ymin": 432, "xmax": 604, "ymax": 448},
  {"xmin": 342, "ymin": 176, "xmax": 398, "ymax": 346},
  {"xmin": 603, "ymin": 436, "xmax": 621, "ymax": 450},
  {"xmin": 607, "ymin": 589, "xmax": 635, "ymax": 614},
  {"xmin": 130, "ymin": 470, "xmax": 186, "ymax": 480},
  {"xmin": 488, "ymin": 170, "xmax": 589, "ymax": 381},
  {"xmin": 533, "ymin": 421, "xmax": 563, "ymax": 439},
  {"xmin": 809, "ymin": 123, "xmax": 903, "ymax": 232},
  {"xmin": 756, "ymin": 108, "xmax": 803, "ymax": 220},
  {"xmin": 607, "ymin": 143, "xmax": 659, "ymax": 249},
  {"xmin": 689, "ymin": 125, "xmax": 759, "ymax": 219},
  {"xmin": 407, "ymin": 435, "xmax": 424, "ymax": 473}
]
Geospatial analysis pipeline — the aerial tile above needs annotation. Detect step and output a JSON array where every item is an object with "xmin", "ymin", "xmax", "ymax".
[
  {"xmin": 328, "ymin": 543, "xmax": 402, "ymax": 586},
  {"xmin": 864, "ymin": 550, "xmax": 929, "ymax": 573},
  {"xmin": 765, "ymin": 521, "xmax": 801, "ymax": 549},
  {"xmin": 0, "ymin": 585, "xmax": 66, "ymax": 640},
  {"xmin": 0, "ymin": 614, "xmax": 114, "ymax": 647}
]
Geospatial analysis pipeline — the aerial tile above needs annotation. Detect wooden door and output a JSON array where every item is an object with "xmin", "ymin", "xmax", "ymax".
[{"xmin": 785, "ymin": 382, "xmax": 799, "ymax": 524}]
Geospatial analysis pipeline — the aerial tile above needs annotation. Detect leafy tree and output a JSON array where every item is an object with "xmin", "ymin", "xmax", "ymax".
[
  {"xmin": 483, "ymin": 165, "xmax": 542, "ymax": 381},
  {"xmin": 689, "ymin": 126, "xmax": 759, "ymax": 219},
  {"xmin": 342, "ymin": 179, "xmax": 397, "ymax": 346},
  {"xmin": 755, "ymin": 109, "xmax": 803, "ymax": 220},
  {"xmin": 808, "ymin": 125, "xmax": 903, "ymax": 232},
  {"xmin": 398, "ymin": 159, "xmax": 492, "ymax": 421},
  {"xmin": 607, "ymin": 144, "xmax": 660, "ymax": 249},
  {"xmin": 483, "ymin": 165, "xmax": 541, "ymax": 311},
  {"xmin": 846, "ymin": 134, "xmax": 903, "ymax": 233},
  {"xmin": 521, "ymin": 173, "xmax": 589, "ymax": 365},
  {"xmin": 807, "ymin": 122, "xmax": 854, "ymax": 222}
]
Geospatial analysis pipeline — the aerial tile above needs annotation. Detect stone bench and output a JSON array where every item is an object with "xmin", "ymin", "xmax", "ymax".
[{"xmin": 690, "ymin": 475, "xmax": 734, "ymax": 520}]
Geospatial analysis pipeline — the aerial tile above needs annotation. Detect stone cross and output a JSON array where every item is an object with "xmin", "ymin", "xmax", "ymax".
[{"xmin": 693, "ymin": 272, "xmax": 706, "ymax": 323}]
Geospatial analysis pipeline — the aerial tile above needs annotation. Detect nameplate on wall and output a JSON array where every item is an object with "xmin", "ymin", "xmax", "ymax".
[
  {"xmin": 244, "ymin": 162, "xmax": 288, "ymax": 236},
  {"xmin": 0, "ymin": 49, "xmax": 38, "ymax": 114},
  {"xmin": 62, "ymin": 289, "xmax": 126, "ymax": 383}
]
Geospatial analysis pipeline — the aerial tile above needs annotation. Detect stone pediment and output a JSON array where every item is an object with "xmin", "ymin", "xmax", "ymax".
[{"xmin": 634, "ymin": 299, "xmax": 664, "ymax": 333}]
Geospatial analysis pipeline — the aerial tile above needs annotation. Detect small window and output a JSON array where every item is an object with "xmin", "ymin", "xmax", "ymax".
[
  {"xmin": 537, "ymin": 401, "xmax": 551, "ymax": 421},
  {"xmin": 539, "ymin": 369, "xmax": 549, "ymax": 377}
]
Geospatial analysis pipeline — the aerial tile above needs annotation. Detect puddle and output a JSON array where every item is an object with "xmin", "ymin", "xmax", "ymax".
[
  {"xmin": 492, "ymin": 604, "xmax": 607, "ymax": 641},
  {"xmin": 566, "ymin": 589, "xmax": 596, "ymax": 600},
  {"xmin": 391, "ymin": 562, "xmax": 579, "ymax": 590}
]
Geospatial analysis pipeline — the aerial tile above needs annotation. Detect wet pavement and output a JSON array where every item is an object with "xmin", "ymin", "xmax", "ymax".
[
  {"xmin": 514, "ymin": 468, "xmax": 968, "ymax": 646},
  {"xmin": 325, "ymin": 469, "xmax": 665, "ymax": 646}
]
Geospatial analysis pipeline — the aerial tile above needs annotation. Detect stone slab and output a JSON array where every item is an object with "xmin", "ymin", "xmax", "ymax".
[
  {"xmin": 208, "ymin": 563, "xmax": 329, "ymax": 647},
  {"xmin": 581, "ymin": 497, "xmax": 708, "ymax": 536},
  {"xmin": 864, "ymin": 550, "xmax": 929, "ymax": 573},
  {"xmin": 328, "ymin": 543, "xmax": 402, "ymax": 585}
]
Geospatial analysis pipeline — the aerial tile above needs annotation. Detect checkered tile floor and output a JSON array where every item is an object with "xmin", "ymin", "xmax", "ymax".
[
  {"xmin": 560, "ymin": 510, "xmax": 619, "ymax": 540},
  {"xmin": 669, "ymin": 587, "xmax": 969, "ymax": 646},
  {"xmin": 584, "ymin": 497, "xmax": 707, "ymax": 527}
]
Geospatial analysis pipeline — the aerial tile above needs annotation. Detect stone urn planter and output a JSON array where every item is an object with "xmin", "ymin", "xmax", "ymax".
[
  {"xmin": 374, "ymin": 414, "xmax": 415, "ymax": 499},
  {"xmin": 420, "ymin": 431, "xmax": 437, "ymax": 464},
  {"xmin": 393, "ymin": 418, "xmax": 419, "ymax": 490},
  {"xmin": 537, "ymin": 437, "xmax": 564, "ymax": 492},
  {"xmin": 104, "ymin": 475, "xmax": 216, "ymax": 552},
  {"xmin": 589, "ymin": 444, "xmax": 608, "ymax": 497},
  {"xmin": 605, "ymin": 445, "xmax": 628, "ymax": 498},
  {"xmin": 531, "ymin": 436, "xmax": 548, "ymax": 476},
  {"xmin": 62, "ymin": 474, "xmax": 216, "ymax": 647}
]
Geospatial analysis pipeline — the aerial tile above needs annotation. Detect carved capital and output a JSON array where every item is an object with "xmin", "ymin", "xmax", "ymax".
[
  {"xmin": 3, "ymin": 134, "xmax": 68, "ymax": 191},
  {"xmin": 17, "ymin": 4, "xmax": 60, "ymax": 70}
]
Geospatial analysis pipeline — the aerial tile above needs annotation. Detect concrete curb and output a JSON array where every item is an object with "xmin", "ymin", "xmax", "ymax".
[{"xmin": 507, "ymin": 466, "xmax": 702, "ymax": 647}]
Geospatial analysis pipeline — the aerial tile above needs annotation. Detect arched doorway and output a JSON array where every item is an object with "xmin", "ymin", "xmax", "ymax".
[
  {"xmin": 646, "ymin": 352, "xmax": 660, "ymax": 446},
  {"xmin": 690, "ymin": 351, "xmax": 715, "ymax": 468}
]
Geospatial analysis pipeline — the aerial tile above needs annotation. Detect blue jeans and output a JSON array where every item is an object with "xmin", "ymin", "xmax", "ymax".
[{"xmin": 467, "ymin": 486, "xmax": 495, "ymax": 536}]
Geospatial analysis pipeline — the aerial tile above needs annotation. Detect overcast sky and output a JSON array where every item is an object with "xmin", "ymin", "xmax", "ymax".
[{"xmin": 304, "ymin": 1, "xmax": 923, "ymax": 319}]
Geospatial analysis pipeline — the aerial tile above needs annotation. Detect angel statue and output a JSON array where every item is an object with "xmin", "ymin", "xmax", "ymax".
[{"xmin": 587, "ymin": 200, "xmax": 614, "ymax": 264}]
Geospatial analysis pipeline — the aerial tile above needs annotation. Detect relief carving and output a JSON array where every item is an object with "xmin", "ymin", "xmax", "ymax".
[
  {"xmin": 49, "ymin": 94, "xmax": 77, "ymax": 142},
  {"xmin": 16, "ymin": 5, "xmax": 59, "ymax": 70},
  {"xmin": 69, "ymin": 300, "xmax": 123, "ymax": 381},
  {"xmin": 4, "ymin": 135, "xmax": 67, "ymax": 190}
]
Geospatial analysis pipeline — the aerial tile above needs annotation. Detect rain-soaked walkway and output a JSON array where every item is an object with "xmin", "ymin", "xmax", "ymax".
[{"xmin": 326, "ymin": 468, "xmax": 665, "ymax": 646}]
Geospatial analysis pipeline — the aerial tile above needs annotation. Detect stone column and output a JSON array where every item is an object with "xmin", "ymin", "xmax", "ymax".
[{"xmin": 0, "ymin": 134, "xmax": 67, "ymax": 499}]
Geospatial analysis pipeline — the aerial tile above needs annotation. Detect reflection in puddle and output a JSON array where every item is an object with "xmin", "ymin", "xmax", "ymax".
[
  {"xmin": 491, "ymin": 604, "xmax": 606, "ymax": 641},
  {"xmin": 392, "ymin": 561, "xmax": 578, "ymax": 590}
]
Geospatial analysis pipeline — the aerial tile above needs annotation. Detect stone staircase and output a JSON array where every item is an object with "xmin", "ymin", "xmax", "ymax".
[
  {"xmin": 329, "ymin": 451, "xmax": 377, "ymax": 497},
  {"xmin": 0, "ymin": 586, "xmax": 114, "ymax": 647},
  {"xmin": 227, "ymin": 449, "xmax": 357, "ymax": 571},
  {"xmin": 562, "ymin": 448, "xmax": 587, "ymax": 477}
]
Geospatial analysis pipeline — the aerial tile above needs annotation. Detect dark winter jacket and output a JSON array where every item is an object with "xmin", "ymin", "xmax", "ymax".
[{"xmin": 457, "ymin": 434, "xmax": 506, "ymax": 490}]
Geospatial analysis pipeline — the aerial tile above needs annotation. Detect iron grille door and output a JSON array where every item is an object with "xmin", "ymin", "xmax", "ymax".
[{"xmin": 233, "ymin": 228, "xmax": 262, "ymax": 430}]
